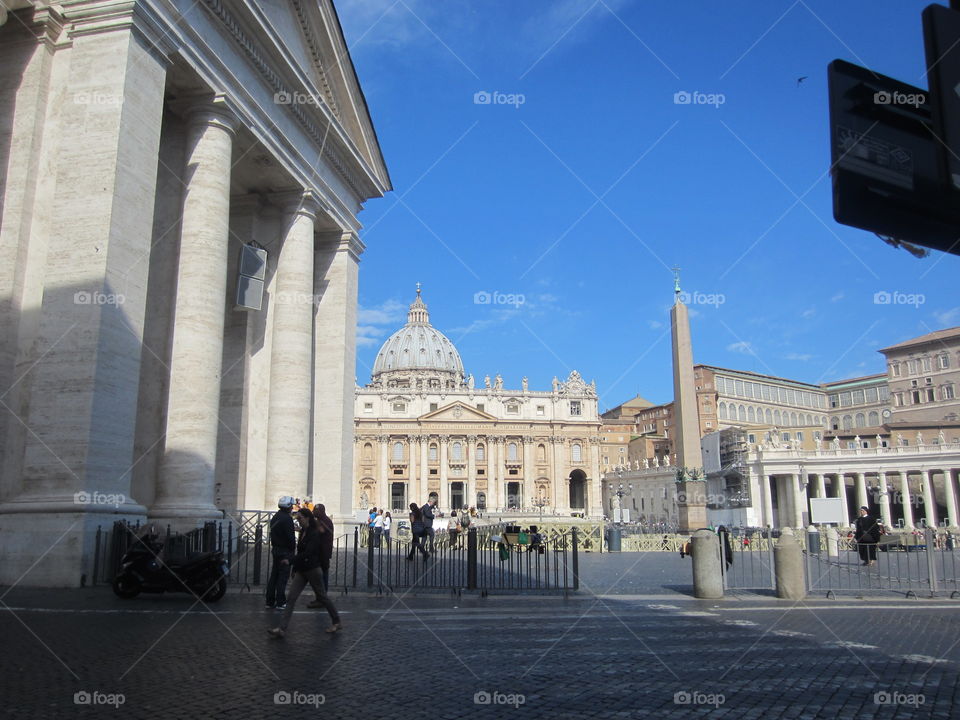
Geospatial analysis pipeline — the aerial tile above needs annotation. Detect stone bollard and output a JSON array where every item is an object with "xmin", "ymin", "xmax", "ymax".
[
  {"xmin": 806, "ymin": 525, "xmax": 820, "ymax": 554},
  {"xmin": 826, "ymin": 526, "xmax": 839, "ymax": 558},
  {"xmin": 774, "ymin": 528, "xmax": 806, "ymax": 600},
  {"xmin": 692, "ymin": 528, "xmax": 723, "ymax": 599}
]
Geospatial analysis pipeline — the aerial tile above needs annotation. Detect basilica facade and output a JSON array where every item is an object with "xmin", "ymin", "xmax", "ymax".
[{"xmin": 354, "ymin": 290, "xmax": 603, "ymax": 516}]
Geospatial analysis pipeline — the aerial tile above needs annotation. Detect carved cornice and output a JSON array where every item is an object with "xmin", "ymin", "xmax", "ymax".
[{"xmin": 291, "ymin": 0, "xmax": 339, "ymax": 118}]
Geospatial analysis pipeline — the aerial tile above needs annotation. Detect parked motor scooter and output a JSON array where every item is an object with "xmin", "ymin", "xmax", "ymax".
[{"xmin": 112, "ymin": 529, "xmax": 228, "ymax": 602}]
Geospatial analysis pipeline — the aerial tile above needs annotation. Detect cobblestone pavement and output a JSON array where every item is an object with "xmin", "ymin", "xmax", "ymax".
[{"xmin": 2, "ymin": 554, "xmax": 959, "ymax": 718}]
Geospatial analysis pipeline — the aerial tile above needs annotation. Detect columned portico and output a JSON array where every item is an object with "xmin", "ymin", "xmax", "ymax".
[
  {"xmin": 900, "ymin": 472, "xmax": 915, "ymax": 529},
  {"xmin": 943, "ymin": 469, "xmax": 959, "ymax": 528},
  {"xmin": 878, "ymin": 471, "xmax": 893, "ymax": 528},
  {"xmin": 923, "ymin": 469, "xmax": 938, "ymax": 528},
  {"xmin": 151, "ymin": 100, "xmax": 237, "ymax": 527}
]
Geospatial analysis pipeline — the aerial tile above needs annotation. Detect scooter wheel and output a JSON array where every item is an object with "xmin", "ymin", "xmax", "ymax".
[
  {"xmin": 199, "ymin": 577, "xmax": 227, "ymax": 602},
  {"xmin": 112, "ymin": 574, "xmax": 141, "ymax": 599}
]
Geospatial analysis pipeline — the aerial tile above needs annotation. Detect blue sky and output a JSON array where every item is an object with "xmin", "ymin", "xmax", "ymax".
[{"xmin": 336, "ymin": 0, "xmax": 959, "ymax": 411}]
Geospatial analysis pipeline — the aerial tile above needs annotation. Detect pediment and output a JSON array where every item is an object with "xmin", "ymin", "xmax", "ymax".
[
  {"xmin": 252, "ymin": 0, "xmax": 390, "ymax": 188},
  {"xmin": 419, "ymin": 402, "xmax": 497, "ymax": 422}
]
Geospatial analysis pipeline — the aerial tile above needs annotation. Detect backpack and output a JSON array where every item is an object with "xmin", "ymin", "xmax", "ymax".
[{"xmin": 460, "ymin": 513, "xmax": 471, "ymax": 528}]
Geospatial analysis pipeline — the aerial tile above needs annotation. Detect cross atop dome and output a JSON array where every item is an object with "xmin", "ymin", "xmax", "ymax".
[{"xmin": 407, "ymin": 284, "xmax": 429, "ymax": 324}]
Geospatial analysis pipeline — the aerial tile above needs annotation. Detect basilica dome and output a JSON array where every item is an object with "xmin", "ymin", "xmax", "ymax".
[{"xmin": 371, "ymin": 288, "xmax": 465, "ymax": 386}]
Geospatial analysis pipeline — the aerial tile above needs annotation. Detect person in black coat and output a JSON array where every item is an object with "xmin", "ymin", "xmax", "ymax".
[
  {"xmin": 265, "ymin": 496, "xmax": 296, "ymax": 609},
  {"xmin": 268, "ymin": 508, "xmax": 342, "ymax": 638},
  {"xmin": 854, "ymin": 506, "xmax": 881, "ymax": 566}
]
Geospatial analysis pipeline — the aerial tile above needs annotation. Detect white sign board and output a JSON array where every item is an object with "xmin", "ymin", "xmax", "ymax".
[
  {"xmin": 613, "ymin": 509, "xmax": 631, "ymax": 523},
  {"xmin": 809, "ymin": 497, "xmax": 845, "ymax": 525}
]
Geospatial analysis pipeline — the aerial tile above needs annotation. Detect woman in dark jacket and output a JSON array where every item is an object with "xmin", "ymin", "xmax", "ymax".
[
  {"xmin": 310, "ymin": 504, "xmax": 335, "ymax": 599},
  {"xmin": 407, "ymin": 502, "xmax": 429, "ymax": 561},
  {"xmin": 268, "ymin": 508, "xmax": 341, "ymax": 637}
]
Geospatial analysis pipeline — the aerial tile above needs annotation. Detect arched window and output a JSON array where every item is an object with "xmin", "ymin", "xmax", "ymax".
[
  {"xmin": 429, "ymin": 444, "xmax": 438, "ymax": 461},
  {"xmin": 790, "ymin": 412, "xmax": 798, "ymax": 426},
  {"xmin": 855, "ymin": 413, "xmax": 865, "ymax": 428},
  {"xmin": 537, "ymin": 444, "xmax": 546, "ymax": 462},
  {"xmin": 476, "ymin": 444, "xmax": 485, "ymax": 461},
  {"xmin": 774, "ymin": 410, "xmax": 782, "ymax": 425},
  {"xmin": 748, "ymin": 407, "xmax": 756, "ymax": 423},
  {"xmin": 868, "ymin": 411, "xmax": 879, "ymax": 426},
  {"xmin": 392, "ymin": 442, "xmax": 403, "ymax": 461},
  {"xmin": 831, "ymin": 416, "xmax": 839, "ymax": 430},
  {"xmin": 572, "ymin": 443, "xmax": 582, "ymax": 462},
  {"xmin": 363, "ymin": 443, "xmax": 373, "ymax": 461},
  {"xmin": 718, "ymin": 402, "xmax": 727, "ymax": 420},
  {"xmin": 738, "ymin": 405, "xmax": 746, "ymax": 421},
  {"xmin": 765, "ymin": 409, "xmax": 773, "ymax": 424},
  {"xmin": 508, "ymin": 442, "xmax": 518, "ymax": 461},
  {"xmin": 842, "ymin": 415, "xmax": 852, "ymax": 430},
  {"xmin": 451, "ymin": 442, "xmax": 463, "ymax": 461}
]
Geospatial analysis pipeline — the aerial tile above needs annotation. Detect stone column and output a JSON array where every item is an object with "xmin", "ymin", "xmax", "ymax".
[
  {"xmin": 312, "ymin": 231, "xmax": 364, "ymax": 520},
  {"xmin": 834, "ymin": 472, "xmax": 849, "ymax": 526},
  {"xmin": 812, "ymin": 473, "xmax": 826, "ymax": 499},
  {"xmin": 492, "ymin": 438, "xmax": 504, "ymax": 510},
  {"xmin": 900, "ymin": 472, "xmax": 915, "ymax": 529},
  {"xmin": 439, "ymin": 435, "xmax": 450, "ymax": 511},
  {"xmin": 854, "ymin": 472, "xmax": 868, "ymax": 512},
  {"xmin": 923, "ymin": 469, "xmax": 938, "ymax": 528},
  {"xmin": 264, "ymin": 192, "xmax": 318, "ymax": 504},
  {"xmin": 788, "ymin": 473, "xmax": 804, "ymax": 528},
  {"xmin": 419, "ymin": 435, "xmax": 429, "ymax": 504},
  {"xmin": 522, "ymin": 436, "xmax": 534, "ymax": 509},
  {"xmin": 878, "ymin": 471, "xmax": 893, "ymax": 529},
  {"xmin": 377, "ymin": 435, "xmax": 389, "ymax": 511},
  {"xmin": 466, "ymin": 435, "xmax": 477, "ymax": 508},
  {"xmin": 408, "ymin": 434, "xmax": 418, "ymax": 510},
  {"xmin": 943, "ymin": 469, "xmax": 959, "ymax": 529},
  {"xmin": 760, "ymin": 473, "xmax": 774, "ymax": 528},
  {"xmin": 553, "ymin": 437, "xmax": 566, "ymax": 512},
  {"xmin": 151, "ymin": 100, "xmax": 237, "ymax": 527},
  {"xmin": 0, "ymin": 11, "xmax": 169, "ymax": 584}
]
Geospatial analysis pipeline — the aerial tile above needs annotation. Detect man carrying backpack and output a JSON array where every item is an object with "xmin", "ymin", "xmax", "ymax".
[{"xmin": 265, "ymin": 496, "xmax": 296, "ymax": 609}]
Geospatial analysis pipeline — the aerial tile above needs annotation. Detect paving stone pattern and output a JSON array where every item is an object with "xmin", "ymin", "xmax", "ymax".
[{"xmin": 1, "ymin": 554, "xmax": 958, "ymax": 718}]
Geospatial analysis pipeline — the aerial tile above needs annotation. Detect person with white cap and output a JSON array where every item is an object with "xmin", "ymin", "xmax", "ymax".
[{"xmin": 265, "ymin": 496, "xmax": 296, "ymax": 609}]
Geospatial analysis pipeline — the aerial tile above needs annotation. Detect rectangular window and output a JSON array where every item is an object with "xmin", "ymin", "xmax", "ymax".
[
  {"xmin": 891, "ymin": 363, "xmax": 902, "ymax": 377},
  {"xmin": 762, "ymin": 385, "xmax": 772, "ymax": 401},
  {"xmin": 927, "ymin": 389, "xmax": 935, "ymax": 402},
  {"xmin": 570, "ymin": 400, "xmax": 582, "ymax": 416},
  {"xmin": 476, "ymin": 404, "xmax": 484, "ymax": 412},
  {"xmin": 477, "ymin": 469, "xmax": 485, "ymax": 475},
  {"xmin": 830, "ymin": 394, "xmax": 839, "ymax": 408},
  {"xmin": 839, "ymin": 392, "xmax": 852, "ymax": 407},
  {"xmin": 938, "ymin": 354, "xmax": 950, "ymax": 369},
  {"xmin": 735, "ymin": 380, "xmax": 744, "ymax": 396},
  {"xmin": 364, "ymin": 402, "xmax": 373, "ymax": 413},
  {"xmin": 865, "ymin": 387, "xmax": 878, "ymax": 403},
  {"xmin": 392, "ymin": 402, "xmax": 406, "ymax": 412},
  {"xmin": 429, "ymin": 446, "xmax": 438, "ymax": 461},
  {"xmin": 923, "ymin": 357, "xmax": 932, "ymax": 372},
  {"xmin": 506, "ymin": 404, "xmax": 519, "ymax": 415},
  {"xmin": 879, "ymin": 386, "xmax": 890, "ymax": 401},
  {"xmin": 429, "ymin": 468, "xmax": 437, "ymax": 475},
  {"xmin": 429, "ymin": 403, "xmax": 438, "ymax": 412},
  {"xmin": 748, "ymin": 434, "xmax": 756, "ymax": 443},
  {"xmin": 796, "ymin": 432, "xmax": 804, "ymax": 441},
  {"xmin": 852, "ymin": 390, "xmax": 865, "ymax": 405},
  {"xmin": 536, "ymin": 405, "xmax": 545, "ymax": 416},
  {"xmin": 945, "ymin": 385, "xmax": 956, "ymax": 400},
  {"xmin": 912, "ymin": 390, "xmax": 921, "ymax": 404}
]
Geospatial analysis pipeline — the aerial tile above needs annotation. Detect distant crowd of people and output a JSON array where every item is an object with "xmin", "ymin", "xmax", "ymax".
[{"xmin": 366, "ymin": 493, "xmax": 478, "ymax": 559}]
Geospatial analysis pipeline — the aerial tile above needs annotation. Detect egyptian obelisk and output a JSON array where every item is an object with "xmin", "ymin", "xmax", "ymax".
[{"xmin": 671, "ymin": 269, "xmax": 707, "ymax": 530}]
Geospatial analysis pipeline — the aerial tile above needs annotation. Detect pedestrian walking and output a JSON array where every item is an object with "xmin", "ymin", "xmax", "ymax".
[
  {"xmin": 265, "ymin": 496, "xmax": 296, "ymax": 610},
  {"xmin": 311, "ymin": 503, "xmax": 335, "ymax": 594},
  {"xmin": 407, "ymin": 503, "xmax": 429, "ymax": 561},
  {"xmin": 717, "ymin": 525, "xmax": 734, "ymax": 572},
  {"xmin": 421, "ymin": 493, "xmax": 438, "ymax": 553},
  {"xmin": 854, "ymin": 506, "xmax": 881, "ymax": 566},
  {"xmin": 268, "ymin": 508, "xmax": 342, "ymax": 638}
]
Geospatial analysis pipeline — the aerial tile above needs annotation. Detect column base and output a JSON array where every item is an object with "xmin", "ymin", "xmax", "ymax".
[
  {"xmin": 148, "ymin": 503, "xmax": 223, "ymax": 533},
  {"xmin": 0, "ymin": 508, "xmax": 146, "ymax": 587}
]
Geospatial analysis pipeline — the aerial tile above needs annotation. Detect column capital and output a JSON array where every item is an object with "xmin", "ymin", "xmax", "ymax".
[
  {"xmin": 271, "ymin": 189, "xmax": 326, "ymax": 218},
  {"xmin": 174, "ymin": 95, "xmax": 240, "ymax": 135}
]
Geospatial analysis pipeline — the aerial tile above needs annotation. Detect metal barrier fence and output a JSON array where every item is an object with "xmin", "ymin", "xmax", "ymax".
[
  {"xmin": 94, "ymin": 521, "xmax": 579, "ymax": 594},
  {"xmin": 720, "ymin": 528, "xmax": 776, "ymax": 591},
  {"xmin": 804, "ymin": 528, "xmax": 960, "ymax": 598}
]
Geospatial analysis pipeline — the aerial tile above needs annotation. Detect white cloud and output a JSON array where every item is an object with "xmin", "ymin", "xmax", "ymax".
[
  {"xmin": 355, "ymin": 298, "xmax": 405, "ymax": 347},
  {"xmin": 800, "ymin": 308, "xmax": 815, "ymax": 319},
  {"xmin": 934, "ymin": 307, "xmax": 960, "ymax": 326},
  {"xmin": 830, "ymin": 292, "xmax": 844, "ymax": 303},
  {"xmin": 649, "ymin": 320, "xmax": 663, "ymax": 330},
  {"xmin": 727, "ymin": 341, "xmax": 753, "ymax": 354},
  {"xmin": 784, "ymin": 352, "xmax": 813, "ymax": 362}
]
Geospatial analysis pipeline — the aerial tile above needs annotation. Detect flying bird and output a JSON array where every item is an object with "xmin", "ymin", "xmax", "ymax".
[{"xmin": 797, "ymin": 76, "xmax": 808, "ymax": 87}]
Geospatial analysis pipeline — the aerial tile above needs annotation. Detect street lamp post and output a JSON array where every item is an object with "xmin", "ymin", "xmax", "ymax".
[{"xmin": 608, "ymin": 481, "xmax": 632, "ymax": 524}]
